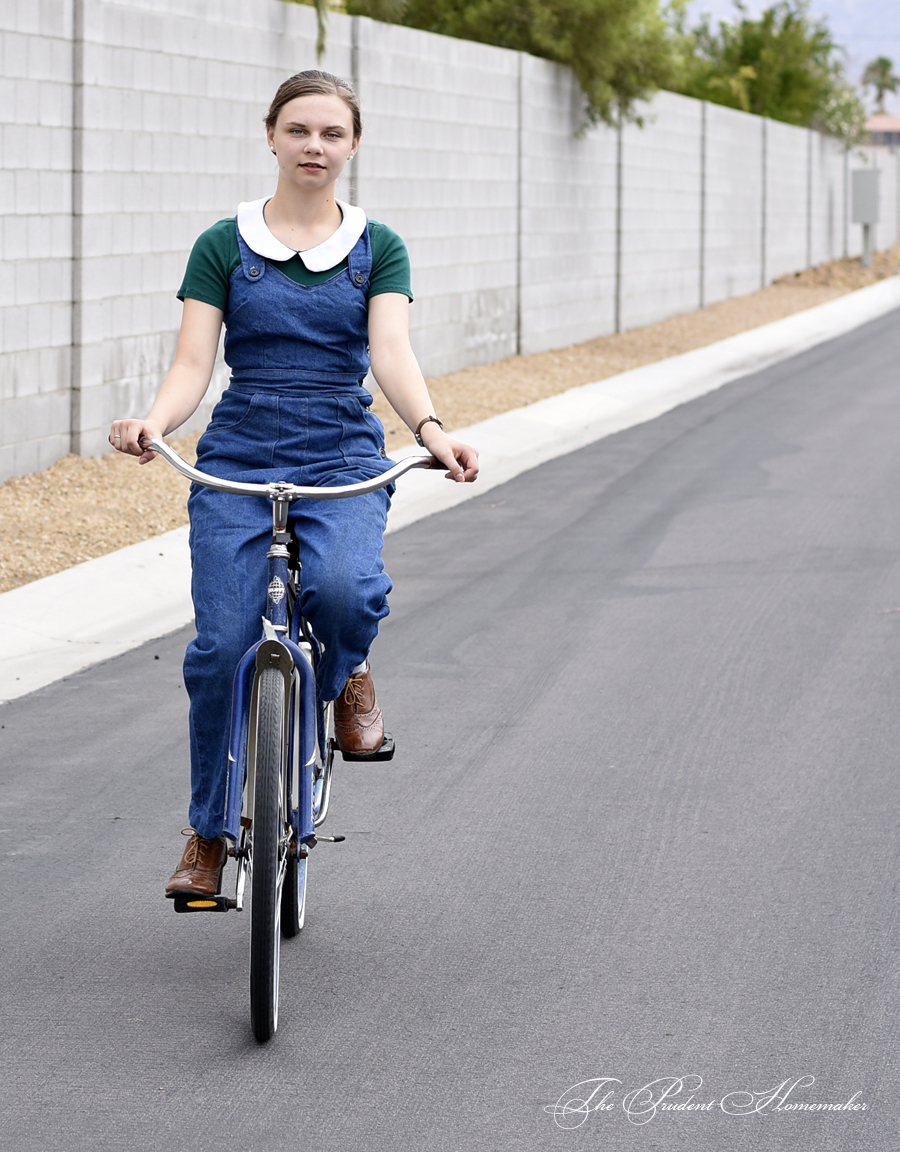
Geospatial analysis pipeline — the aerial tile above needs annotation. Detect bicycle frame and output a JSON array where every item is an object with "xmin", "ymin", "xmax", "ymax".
[{"xmin": 150, "ymin": 438, "xmax": 435, "ymax": 914}]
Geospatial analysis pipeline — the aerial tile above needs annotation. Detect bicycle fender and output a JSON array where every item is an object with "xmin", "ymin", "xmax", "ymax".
[{"xmin": 223, "ymin": 640, "xmax": 266, "ymax": 842}]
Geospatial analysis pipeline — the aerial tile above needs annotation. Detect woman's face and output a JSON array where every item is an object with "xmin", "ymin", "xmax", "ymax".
[{"xmin": 267, "ymin": 93, "xmax": 358, "ymax": 190}]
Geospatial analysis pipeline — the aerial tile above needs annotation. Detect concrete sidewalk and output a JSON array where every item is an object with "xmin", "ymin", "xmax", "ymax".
[{"xmin": 3, "ymin": 275, "xmax": 899, "ymax": 704}]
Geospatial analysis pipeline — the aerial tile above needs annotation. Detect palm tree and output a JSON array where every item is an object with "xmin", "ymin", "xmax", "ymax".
[{"xmin": 862, "ymin": 56, "xmax": 899, "ymax": 114}]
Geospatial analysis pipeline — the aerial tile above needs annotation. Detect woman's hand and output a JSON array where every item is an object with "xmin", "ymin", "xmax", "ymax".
[
  {"xmin": 419, "ymin": 425, "xmax": 479, "ymax": 483},
  {"xmin": 109, "ymin": 419, "xmax": 164, "ymax": 464}
]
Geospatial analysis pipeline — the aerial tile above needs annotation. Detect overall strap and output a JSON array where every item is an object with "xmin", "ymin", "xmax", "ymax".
[{"xmin": 235, "ymin": 221, "xmax": 267, "ymax": 283}]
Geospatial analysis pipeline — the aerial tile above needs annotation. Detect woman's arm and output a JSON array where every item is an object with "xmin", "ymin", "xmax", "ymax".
[
  {"xmin": 109, "ymin": 298, "xmax": 224, "ymax": 464},
  {"xmin": 368, "ymin": 293, "xmax": 479, "ymax": 483}
]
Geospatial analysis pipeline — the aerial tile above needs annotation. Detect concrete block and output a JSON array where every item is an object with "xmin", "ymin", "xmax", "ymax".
[
  {"xmin": 3, "ymin": 304, "xmax": 29, "ymax": 352},
  {"xmin": 80, "ymin": 255, "xmax": 111, "ymax": 305},
  {"xmin": 48, "ymin": 125, "xmax": 73, "ymax": 168},
  {"xmin": 79, "ymin": 377, "xmax": 117, "ymax": 432},
  {"xmin": 9, "ymin": 390, "xmax": 54, "ymax": 446},
  {"xmin": 2, "ymin": 123, "xmax": 29, "ymax": 169},
  {"xmin": 1, "ymin": 213, "xmax": 27, "ymax": 261},
  {"xmin": 38, "ymin": 0, "xmax": 69, "ymax": 39},
  {"xmin": 0, "ymin": 168, "xmax": 13, "ymax": 211},
  {"xmin": 79, "ymin": 297, "xmax": 107, "ymax": 345},
  {"xmin": 78, "ymin": 340, "xmax": 104, "ymax": 393},
  {"xmin": 0, "ymin": 348, "xmax": 18, "ymax": 400},
  {"xmin": 0, "ymin": 443, "xmax": 14, "ymax": 484},
  {"xmin": 49, "ymin": 301, "xmax": 73, "ymax": 348},
  {"xmin": 13, "ymin": 76, "xmax": 42, "ymax": 125},
  {"xmin": 2, "ymin": 30, "xmax": 28, "ymax": 78},
  {"xmin": 81, "ymin": 126, "xmax": 112, "ymax": 172},
  {"xmin": 15, "ymin": 259, "xmax": 40, "ymax": 306},
  {"xmin": 110, "ymin": 292, "xmax": 133, "ymax": 340},
  {"xmin": 0, "ymin": 76, "xmax": 16, "ymax": 122},
  {"xmin": 39, "ymin": 169, "xmax": 70, "ymax": 214},
  {"xmin": 0, "ymin": 265, "xmax": 15, "ymax": 308},
  {"xmin": 9, "ymin": 436, "xmax": 43, "ymax": 480},
  {"xmin": 26, "ymin": 299, "xmax": 52, "ymax": 349},
  {"xmin": 0, "ymin": 392, "xmax": 29, "ymax": 447},
  {"xmin": 36, "ymin": 76, "xmax": 69, "ymax": 127},
  {"xmin": 33, "ymin": 430, "xmax": 71, "ymax": 473},
  {"xmin": 0, "ymin": 2, "xmax": 18, "ymax": 34},
  {"xmin": 111, "ymin": 212, "xmax": 133, "ymax": 256},
  {"xmin": 49, "ymin": 34, "xmax": 72, "ymax": 84},
  {"xmin": 24, "ymin": 125, "xmax": 51, "ymax": 170},
  {"xmin": 38, "ymin": 256, "xmax": 69, "ymax": 304},
  {"xmin": 8, "ymin": 346, "xmax": 42, "ymax": 397}
]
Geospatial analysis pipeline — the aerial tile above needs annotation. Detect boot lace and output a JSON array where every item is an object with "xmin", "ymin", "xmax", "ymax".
[
  {"xmin": 342, "ymin": 675, "xmax": 366, "ymax": 708},
  {"xmin": 180, "ymin": 827, "xmax": 201, "ymax": 867}
]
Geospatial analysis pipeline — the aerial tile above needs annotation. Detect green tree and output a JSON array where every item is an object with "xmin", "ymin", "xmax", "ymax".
[
  {"xmin": 345, "ymin": 0, "xmax": 677, "ymax": 126},
  {"xmin": 670, "ymin": 0, "xmax": 866, "ymax": 143},
  {"xmin": 861, "ymin": 56, "xmax": 899, "ymax": 114},
  {"xmin": 675, "ymin": 1, "xmax": 833, "ymax": 123}
]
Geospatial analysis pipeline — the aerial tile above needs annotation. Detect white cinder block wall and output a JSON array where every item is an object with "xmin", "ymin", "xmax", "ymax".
[
  {"xmin": 355, "ymin": 20, "xmax": 520, "ymax": 376},
  {"xmin": 765, "ymin": 119, "xmax": 812, "ymax": 281},
  {"xmin": 519, "ymin": 55, "xmax": 618, "ymax": 355},
  {"xmin": 0, "ymin": 0, "xmax": 74, "ymax": 481},
  {"xmin": 703, "ymin": 104, "xmax": 765, "ymax": 302},
  {"xmin": 620, "ymin": 91, "xmax": 704, "ymax": 331},
  {"xmin": 1, "ymin": 0, "xmax": 898, "ymax": 481}
]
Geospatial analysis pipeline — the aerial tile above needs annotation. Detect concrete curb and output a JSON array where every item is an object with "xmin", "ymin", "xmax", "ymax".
[{"xmin": 3, "ymin": 274, "xmax": 899, "ymax": 704}]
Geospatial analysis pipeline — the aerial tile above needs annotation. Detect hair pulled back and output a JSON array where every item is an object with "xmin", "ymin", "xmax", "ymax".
[{"xmin": 265, "ymin": 70, "xmax": 362, "ymax": 138}]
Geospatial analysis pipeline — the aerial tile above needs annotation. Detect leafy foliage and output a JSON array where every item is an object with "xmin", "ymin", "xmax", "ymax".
[
  {"xmin": 669, "ymin": 0, "xmax": 867, "ymax": 144},
  {"xmin": 284, "ymin": 0, "xmax": 867, "ymax": 144},
  {"xmin": 861, "ymin": 56, "xmax": 899, "ymax": 115},
  {"xmin": 345, "ymin": 0, "xmax": 676, "ymax": 125}
]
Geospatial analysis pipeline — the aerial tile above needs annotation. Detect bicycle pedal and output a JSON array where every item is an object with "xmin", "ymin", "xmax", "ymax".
[
  {"xmin": 337, "ymin": 733, "xmax": 395, "ymax": 762},
  {"xmin": 171, "ymin": 893, "xmax": 233, "ymax": 913}
]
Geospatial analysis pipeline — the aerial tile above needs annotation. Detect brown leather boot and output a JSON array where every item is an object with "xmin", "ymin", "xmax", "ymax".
[
  {"xmin": 334, "ymin": 666, "xmax": 385, "ymax": 756},
  {"xmin": 165, "ymin": 830, "xmax": 228, "ymax": 898}
]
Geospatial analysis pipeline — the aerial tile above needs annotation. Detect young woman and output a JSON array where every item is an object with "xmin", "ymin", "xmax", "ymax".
[{"xmin": 109, "ymin": 71, "xmax": 478, "ymax": 899}]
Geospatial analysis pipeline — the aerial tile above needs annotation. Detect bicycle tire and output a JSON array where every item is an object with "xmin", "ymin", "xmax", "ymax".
[{"xmin": 249, "ymin": 665, "xmax": 287, "ymax": 1042}]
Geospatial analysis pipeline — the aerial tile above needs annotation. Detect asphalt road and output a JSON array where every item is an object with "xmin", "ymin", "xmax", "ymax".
[{"xmin": 2, "ymin": 311, "xmax": 899, "ymax": 1151}]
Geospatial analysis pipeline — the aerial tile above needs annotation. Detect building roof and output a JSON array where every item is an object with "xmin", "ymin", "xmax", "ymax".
[{"xmin": 866, "ymin": 114, "xmax": 900, "ymax": 131}]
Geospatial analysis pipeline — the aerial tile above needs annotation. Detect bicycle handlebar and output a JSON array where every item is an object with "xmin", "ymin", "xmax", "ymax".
[{"xmin": 147, "ymin": 438, "xmax": 438, "ymax": 500}]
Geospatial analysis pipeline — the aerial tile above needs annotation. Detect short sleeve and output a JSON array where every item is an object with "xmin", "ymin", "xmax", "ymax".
[
  {"xmin": 176, "ymin": 219, "xmax": 240, "ymax": 310},
  {"xmin": 368, "ymin": 221, "xmax": 413, "ymax": 301}
]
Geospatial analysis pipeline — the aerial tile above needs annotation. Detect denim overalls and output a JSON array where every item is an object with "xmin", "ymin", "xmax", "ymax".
[{"xmin": 184, "ymin": 222, "xmax": 395, "ymax": 839}]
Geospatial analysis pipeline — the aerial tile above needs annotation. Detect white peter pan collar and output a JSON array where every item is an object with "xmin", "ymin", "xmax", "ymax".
[{"xmin": 236, "ymin": 197, "xmax": 367, "ymax": 271}]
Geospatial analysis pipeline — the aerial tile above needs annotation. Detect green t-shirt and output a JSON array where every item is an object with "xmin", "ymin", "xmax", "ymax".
[{"xmin": 177, "ymin": 218, "xmax": 413, "ymax": 310}]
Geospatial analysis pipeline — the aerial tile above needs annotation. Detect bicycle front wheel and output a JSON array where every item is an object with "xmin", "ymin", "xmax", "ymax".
[{"xmin": 249, "ymin": 665, "xmax": 287, "ymax": 1042}]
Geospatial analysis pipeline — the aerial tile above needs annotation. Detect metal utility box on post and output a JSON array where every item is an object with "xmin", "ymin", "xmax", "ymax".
[{"xmin": 851, "ymin": 169, "xmax": 880, "ymax": 268}]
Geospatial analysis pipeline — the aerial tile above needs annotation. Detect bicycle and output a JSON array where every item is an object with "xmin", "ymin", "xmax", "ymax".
[{"xmin": 149, "ymin": 438, "xmax": 436, "ymax": 1042}]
